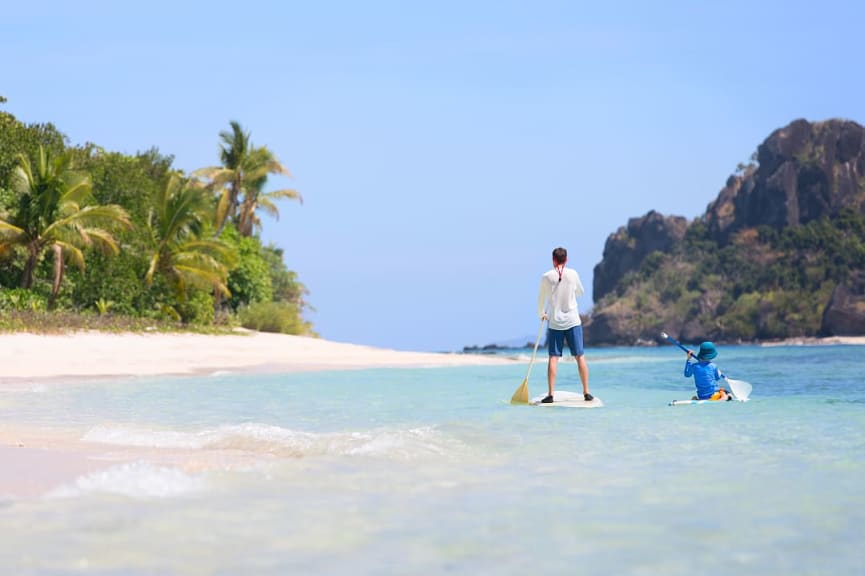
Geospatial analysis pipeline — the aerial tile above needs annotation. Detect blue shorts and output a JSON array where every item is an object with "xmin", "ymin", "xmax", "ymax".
[{"xmin": 547, "ymin": 326, "xmax": 584, "ymax": 357}]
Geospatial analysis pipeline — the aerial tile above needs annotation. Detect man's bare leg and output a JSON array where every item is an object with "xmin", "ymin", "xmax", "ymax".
[
  {"xmin": 547, "ymin": 355, "xmax": 560, "ymax": 398},
  {"xmin": 575, "ymin": 354, "xmax": 590, "ymax": 397}
]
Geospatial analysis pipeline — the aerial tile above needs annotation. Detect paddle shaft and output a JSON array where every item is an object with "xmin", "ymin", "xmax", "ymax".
[
  {"xmin": 663, "ymin": 333, "xmax": 693, "ymax": 355},
  {"xmin": 664, "ymin": 331, "xmax": 733, "ymax": 380},
  {"xmin": 524, "ymin": 320, "xmax": 545, "ymax": 381},
  {"xmin": 664, "ymin": 332, "xmax": 720, "ymax": 373},
  {"xmin": 510, "ymin": 320, "xmax": 545, "ymax": 404}
]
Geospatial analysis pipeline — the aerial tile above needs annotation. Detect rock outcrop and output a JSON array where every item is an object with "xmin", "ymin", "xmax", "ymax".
[
  {"xmin": 588, "ymin": 118, "xmax": 865, "ymax": 345},
  {"xmin": 706, "ymin": 119, "xmax": 865, "ymax": 243},
  {"xmin": 592, "ymin": 210, "xmax": 688, "ymax": 301},
  {"xmin": 821, "ymin": 272, "xmax": 865, "ymax": 336}
]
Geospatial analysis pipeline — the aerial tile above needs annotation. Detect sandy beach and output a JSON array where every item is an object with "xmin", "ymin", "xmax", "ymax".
[
  {"xmin": 757, "ymin": 335, "xmax": 865, "ymax": 346},
  {"xmin": 0, "ymin": 330, "xmax": 515, "ymax": 498},
  {"xmin": 0, "ymin": 330, "xmax": 513, "ymax": 383}
]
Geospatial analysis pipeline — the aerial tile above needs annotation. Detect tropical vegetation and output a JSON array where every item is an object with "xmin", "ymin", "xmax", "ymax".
[
  {"xmin": 593, "ymin": 209, "xmax": 865, "ymax": 341},
  {"xmin": 0, "ymin": 102, "xmax": 312, "ymax": 335}
]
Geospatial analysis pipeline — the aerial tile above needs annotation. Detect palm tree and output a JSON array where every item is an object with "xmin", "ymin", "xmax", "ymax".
[
  {"xmin": 0, "ymin": 145, "xmax": 131, "ymax": 307},
  {"xmin": 236, "ymin": 146, "xmax": 302, "ymax": 236},
  {"xmin": 194, "ymin": 121, "xmax": 299, "ymax": 236},
  {"xmin": 144, "ymin": 173, "xmax": 237, "ymax": 304}
]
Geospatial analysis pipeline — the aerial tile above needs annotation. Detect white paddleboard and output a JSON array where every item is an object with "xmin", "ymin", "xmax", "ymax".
[
  {"xmin": 530, "ymin": 390, "xmax": 604, "ymax": 408},
  {"xmin": 669, "ymin": 398, "xmax": 748, "ymax": 406}
]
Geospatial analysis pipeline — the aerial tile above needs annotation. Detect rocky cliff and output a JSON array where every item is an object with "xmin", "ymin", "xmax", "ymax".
[
  {"xmin": 593, "ymin": 210, "xmax": 688, "ymax": 301},
  {"xmin": 705, "ymin": 119, "xmax": 865, "ymax": 242},
  {"xmin": 587, "ymin": 118, "xmax": 865, "ymax": 345}
]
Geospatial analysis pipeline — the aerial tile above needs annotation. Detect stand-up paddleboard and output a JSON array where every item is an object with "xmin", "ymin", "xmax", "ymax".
[
  {"xmin": 530, "ymin": 390, "xmax": 604, "ymax": 408},
  {"xmin": 669, "ymin": 397, "xmax": 748, "ymax": 406}
]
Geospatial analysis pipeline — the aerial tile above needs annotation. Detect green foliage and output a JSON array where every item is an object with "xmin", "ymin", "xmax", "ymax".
[
  {"xmin": 0, "ymin": 112, "xmax": 66, "ymax": 191},
  {"xmin": 0, "ymin": 111, "xmax": 313, "ymax": 333},
  {"xmin": 195, "ymin": 121, "xmax": 298, "ymax": 237},
  {"xmin": 95, "ymin": 298, "xmax": 113, "ymax": 315},
  {"xmin": 177, "ymin": 290, "xmax": 215, "ymax": 325},
  {"xmin": 600, "ymin": 209, "xmax": 865, "ymax": 342},
  {"xmin": 0, "ymin": 309, "xmax": 238, "ymax": 333},
  {"xmin": 260, "ymin": 244, "xmax": 306, "ymax": 305},
  {"xmin": 144, "ymin": 173, "xmax": 237, "ymax": 300},
  {"xmin": 71, "ymin": 145, "xmax": 172, "ymax": 224},
  {"xmin": 719, "ymin": 291, "xmax": 760, "ymax": 340},
  {"xmin": 639, "ymin": 251, "xmax": 666, "ymax": 279},
  {"xmin": 66, "ymin": 250, "xmax": 159, "ymax": 315},
  {"xmin": 0, "ymin": 288, "xmax": 48, "ymax": 311},
  {"xmin": 222, "ymin": 227, "xmax": 273, "ymax": 310},
  {"xmin": 0, "ymin": 145, "xmax": 131, "ymax": 307},
  {"xmin": 238, "ymin": 301, "xmax": 310, "ymax": 334}
]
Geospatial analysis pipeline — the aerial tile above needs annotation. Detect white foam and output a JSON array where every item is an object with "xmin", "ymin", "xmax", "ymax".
[
  {"xmin": 0, "ymin": 382, "xmax": 50, "ymax": 393},
  {"xmin": 47, "ymin": 461, "xmax": 205, "ymax": 499},
  {"xmin": 81, "ymin": 423, "xmax": 465, "ymax": 459},
  {"xmin": 206, "ymin": 424, "xmax": 467, "ymax": 459},
  {"xmin": 82, "ymin": 425, "xmax": 208, "ymax": 448}
]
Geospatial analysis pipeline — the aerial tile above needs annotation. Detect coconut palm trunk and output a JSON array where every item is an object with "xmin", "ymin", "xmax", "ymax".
[
  {"xmin": 21, "ymin": 242, "xmax": 40, "ymax": 289},
  {"xmin": 50, "ymin": 243, "xmax": 65, "ymax": 308}
]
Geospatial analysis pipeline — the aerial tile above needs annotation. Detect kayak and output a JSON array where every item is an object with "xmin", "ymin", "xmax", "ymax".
[{"xmin": 669, "ymin": 398, "xmax": 748, "ymax": 406}]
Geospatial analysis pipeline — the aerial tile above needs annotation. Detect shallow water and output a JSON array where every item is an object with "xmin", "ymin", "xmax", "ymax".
[{"xmin": 1, "ymin": 345, "xmax": 863, "ymax": 575}]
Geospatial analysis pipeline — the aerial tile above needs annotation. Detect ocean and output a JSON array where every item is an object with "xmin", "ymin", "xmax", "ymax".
[{"xmin": 1, "ymin": 344, "xmax": 863, "ymax": 575}]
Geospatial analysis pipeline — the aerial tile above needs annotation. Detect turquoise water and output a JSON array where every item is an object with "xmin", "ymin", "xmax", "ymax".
[{"xmin": 1, "ymin": 344, "xmax": 863, "ymax": 575}]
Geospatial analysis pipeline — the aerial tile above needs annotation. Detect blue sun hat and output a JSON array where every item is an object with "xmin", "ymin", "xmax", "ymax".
[{"xmin": 697, "ymin": 341, "xmax": 718, "ymax": 360}]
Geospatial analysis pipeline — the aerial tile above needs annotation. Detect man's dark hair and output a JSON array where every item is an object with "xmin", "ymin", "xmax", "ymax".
[{"xmin": 552, "ymin": 247, "xmax": 567, "ymax": 264}]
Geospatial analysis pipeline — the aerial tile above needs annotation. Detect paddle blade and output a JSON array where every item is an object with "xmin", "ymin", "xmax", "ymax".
[
  {"xmin": 727, "ymin": 377, "xmax": 753, "ymax": 401},
  {"xmin": 511, "ymin": 378, "xmax": 529, "ymax": 404}
]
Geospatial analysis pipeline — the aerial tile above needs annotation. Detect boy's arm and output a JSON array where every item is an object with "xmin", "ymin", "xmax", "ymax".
[{"xmin": 684, "ymin": 357, "xmax": 693, "ymax": 377}]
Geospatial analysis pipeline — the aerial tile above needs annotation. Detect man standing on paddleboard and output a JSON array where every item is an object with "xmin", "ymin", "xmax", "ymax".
[{"xmin": 537, "ymin": 247, "xmax": 593, "ymax": 403}]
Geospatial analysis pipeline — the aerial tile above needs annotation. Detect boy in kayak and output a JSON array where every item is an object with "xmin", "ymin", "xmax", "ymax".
[{"xmin": 684, "ymin": 342, "xmax": 732, "ymax": 401}]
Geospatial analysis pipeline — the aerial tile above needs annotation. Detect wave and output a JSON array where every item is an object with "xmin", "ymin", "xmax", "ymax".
[
  {"xmin": 81, "ymin": 423, "xmax": 467, "ymax": 460},
  {"xmin": 46, "ymin": 461, "xmax": 205, "ymax": 499}
]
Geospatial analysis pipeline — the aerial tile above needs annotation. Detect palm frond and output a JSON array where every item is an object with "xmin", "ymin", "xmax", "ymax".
[
  {"xmin": 10, "ymin": 164, "xmax": 33, "ymax": 196},
  {"xmin": 256, "ymin": 197, "xmax": 281, "ymax": 220},
  {"xmin": 265, "ymin": 188, "xmax": 302, "ymax": 204},
  {"xmin": 174, "ymin": 263, "xmax": 231, "ymax": 296},
  {"xmin": 60, "ymin": 172, "xmax": 94, "ymax": 205},
  {"xmin": 177, "ymin": 238, "xmax": 238, "ymax": 266},
  {"xmin": 44, "ymin": 204, "xmax": 131, "ymax": 239},
  {"xmin": 145, "ymin": 252, "xmax": 161, "ymax": 285},
  {"xmin": 82, "ymin": 228, "xmax": 122, "ymax": 255},
  {"xmin": 0, "ymin": 219, "xmax": 26, "ymax": 238}
]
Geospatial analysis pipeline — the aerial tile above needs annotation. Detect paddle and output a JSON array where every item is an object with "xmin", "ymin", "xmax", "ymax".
[
  {"xmin": 510, "ymin": 320, "xmax": 545, "ymax": 404},
  {"xmin": 660, "ymin": 332, "xmax": 752, "ymax": 400}
]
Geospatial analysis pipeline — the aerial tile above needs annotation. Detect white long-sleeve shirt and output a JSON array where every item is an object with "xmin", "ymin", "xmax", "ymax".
[{"xmin": 538, "ymin": 267, "xmax": 584, "ymax": 330}]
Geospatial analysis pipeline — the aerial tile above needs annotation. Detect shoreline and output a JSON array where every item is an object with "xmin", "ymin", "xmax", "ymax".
[
  {"xmin": 0, "ymin": 330, "xmax": 515, "ymax": 384},
  {"xmin": 477, "ymin": 335, "xmax": 865, "ymax": 351},
  {"xmin": 0, "ymin": 330, "xmax": 516, "ymax": 498},
  {"xmin": 2, "ymin": 330, "xmax": 860, "ymax": 499},
  {"xmin": 755, "ymin": 335, "xmax": 865, "ymax": 346}
]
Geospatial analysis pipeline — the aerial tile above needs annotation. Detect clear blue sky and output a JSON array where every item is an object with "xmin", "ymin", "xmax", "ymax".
[{"xmin": 3, "ymin": 1, "xmax": 864, "ymax": 351}]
